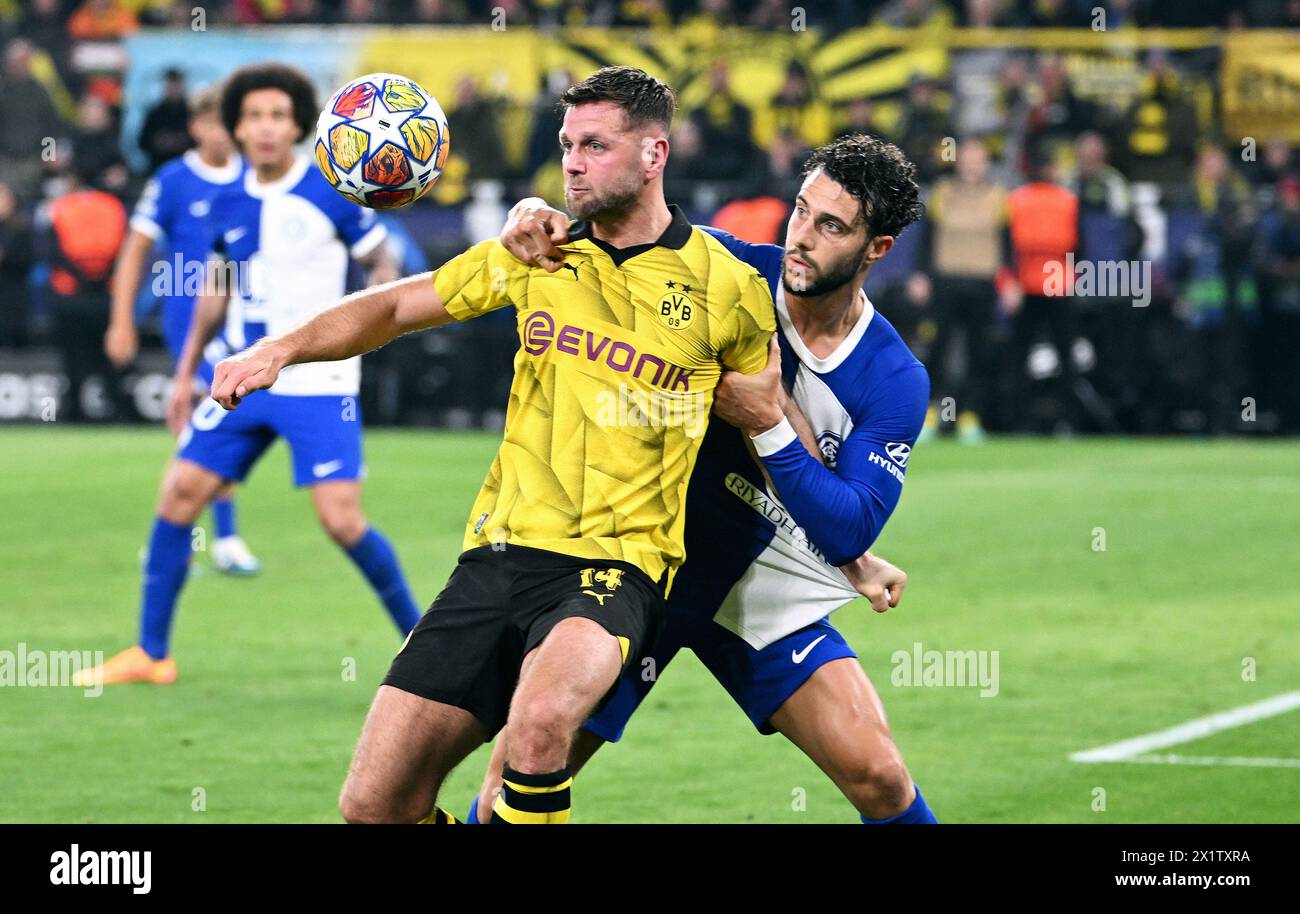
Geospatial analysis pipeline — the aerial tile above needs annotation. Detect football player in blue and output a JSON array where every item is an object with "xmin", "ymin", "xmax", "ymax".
[
  {"xmin": 469, "ymin": 134, "xmax": 938, "ymax": 824},
  {"xmin": 77, "ymin": 64, "xmax": 421, "ymax": 687},
  {"xmin": 106, "ymin": 87, "xmax": 260, "ymax": 575}
]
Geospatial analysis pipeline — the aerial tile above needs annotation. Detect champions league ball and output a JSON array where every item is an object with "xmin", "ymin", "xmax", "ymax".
[{"xmin": 314, "ymin": 72, "xmax": 451, "ymax": 209}]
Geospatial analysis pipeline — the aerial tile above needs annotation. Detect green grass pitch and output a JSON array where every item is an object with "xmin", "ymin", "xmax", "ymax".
[{"xmin": 2, "ymin": 426, "xmax": 1296, "ymax": 823}]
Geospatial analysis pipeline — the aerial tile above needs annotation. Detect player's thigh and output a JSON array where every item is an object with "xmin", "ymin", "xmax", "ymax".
[
  {"xmin": 508, "ymin": 617, "xmax": 625, "ymax": 730},
  {"xmin": 580, "ymin": 604, "xmax": 688, "ymax": 744},
  {"xmin": 342, "ymin": 684, "xmax": 487, "ymax": 823},
  {"xmin": 769, "ymin": 657, "xmax": 910, "ymax": 791},
  {"xmin": 509, "ymin": 559, "xmax": 666, "ymax": 732}
]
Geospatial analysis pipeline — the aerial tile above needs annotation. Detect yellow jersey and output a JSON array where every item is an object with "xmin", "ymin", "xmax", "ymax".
[{"xmin": 433, "ymin": 204, "xmax": 775, "ymax": 588}]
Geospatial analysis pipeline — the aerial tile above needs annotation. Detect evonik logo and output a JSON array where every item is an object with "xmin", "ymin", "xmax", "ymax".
[{"xmin": 521, "ymin": 310, "xmax": 695, "ymax": 391}]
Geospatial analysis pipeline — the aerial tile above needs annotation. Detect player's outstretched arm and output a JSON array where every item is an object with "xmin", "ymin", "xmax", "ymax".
[
  {"xmin": 105, "ymin": 228, "xmax": 154, "ymax": 367},
  {"xmin": 211, "ymin": 272, "xmax": 452, "ymax": 409},
  {"xmin": 167, "ymin": 264, "xmax": 230, "ymax": 432}
]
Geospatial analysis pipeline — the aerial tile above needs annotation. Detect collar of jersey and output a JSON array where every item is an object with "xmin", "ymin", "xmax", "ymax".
[
  {"xmin": 565, "ymin": 203, "xmax": 692, "ymax": 266},
  {"xmin": 243, "ymin": 153, "xmax": 310, "ymax": 199},
  {"xmin": 183, "ymin": 149, "xmax": 242, "ymax": 185},
  {"xmin": 775, "ymin": 282, "xmax": 874, "ymax": 374}
]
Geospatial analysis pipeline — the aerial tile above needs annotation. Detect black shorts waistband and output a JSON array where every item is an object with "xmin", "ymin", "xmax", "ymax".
[{"xmin": 458, "ymin": 544, "xmax": 662, "ymax": 594}]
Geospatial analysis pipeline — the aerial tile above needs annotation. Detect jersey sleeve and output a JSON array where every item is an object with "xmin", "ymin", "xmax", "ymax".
[
  {"xmin": 433, "ymin": 239, "xmax": 525, "ymax": 322},
  {"xmin": 751, "ymin": 361, "xmax": 929, "ymax": 565},
  {"xmin": 718, "ymin": 269, "xmax": 776, "ymax": 375},
  {"xmin": 129, "ymin": 175, "xmax": 172, "ymax": 242},
  {"xmin": 332, "ymin": 200, "xmax": 388, "ymax": 258}
]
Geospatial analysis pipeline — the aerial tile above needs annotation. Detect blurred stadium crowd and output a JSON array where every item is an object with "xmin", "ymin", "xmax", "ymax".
[{"xmin": 1, "ymin": 0, "xmax": 1298, "ymax": 434}]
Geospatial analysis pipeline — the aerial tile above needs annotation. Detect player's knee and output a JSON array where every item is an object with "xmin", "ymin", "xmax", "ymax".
[
  {"xmin": 841, "ymin": 752, "xmax": 913, "ymax": 818},
  {"xmin": 506, "ymin": 699, "xmax": 576, "ymax": 770},
  {"xmin": 338, "ymin": 781, "xmax": 422, "ymax": 824},
  {"xmin": 159, "ymin": 464, "xmax": 213, "ymax": 521},
  {"xmin": 317, "ymin": 506, "xmax": 366, "ymax": 546}
]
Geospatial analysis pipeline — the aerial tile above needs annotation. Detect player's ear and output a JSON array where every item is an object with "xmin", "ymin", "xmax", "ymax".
[
  {"xmin": 641, "ymin": 135, "xmax": 669, "ymax": 177},
  {"xmin": 863, "ymin": 234, "xmax": 894, "ymax": 267}
]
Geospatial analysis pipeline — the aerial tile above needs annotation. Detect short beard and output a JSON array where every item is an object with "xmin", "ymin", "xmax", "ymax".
[
  {"xmin": 566, "ymin": 174, "xmax": 642, "ymax": 222},
  {"xmin": 781, "ymin": 240, "xmax": 868, "ymax": 297}
]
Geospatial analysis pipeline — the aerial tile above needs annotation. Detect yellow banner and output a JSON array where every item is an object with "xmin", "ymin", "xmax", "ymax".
[{"xmin": 1222, "ymin": 32, "xmax": 1300, "ymax": 142}]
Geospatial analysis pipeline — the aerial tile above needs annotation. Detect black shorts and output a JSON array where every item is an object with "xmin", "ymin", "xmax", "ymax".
[{"xmin": 382, "ymin": 544, "xmax": 665, "ymax": 738}]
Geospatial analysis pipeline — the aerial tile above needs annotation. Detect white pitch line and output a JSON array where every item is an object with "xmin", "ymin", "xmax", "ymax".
[
  {"xmin": 1128, "ymin": 754, "xmax": 1300, "ymax": 769},
  {"xmin": 1071, "ymin": 690, "xmax": 1300, "ymax": 763}
]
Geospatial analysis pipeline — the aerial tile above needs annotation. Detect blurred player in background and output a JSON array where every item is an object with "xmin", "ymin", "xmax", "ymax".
[
  {"xmin": 474, "ymin": 134, "xmax": 938, "ymax": 824},
  {"xmin": 210, "ymin": 66, "xmax": 776, "ymax": 825},
  {"xmin": 105, "ymin": 87, "xmax": 260, "ymax": 576},
  {"xmin": 75, "ymin": 63, "xmax": 421, "ymax": 688}
]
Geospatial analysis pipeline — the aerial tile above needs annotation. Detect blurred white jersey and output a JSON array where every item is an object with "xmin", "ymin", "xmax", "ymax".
[{"xmin": 207, "ymin": 154, "xmax": 387, "ymax": 396}]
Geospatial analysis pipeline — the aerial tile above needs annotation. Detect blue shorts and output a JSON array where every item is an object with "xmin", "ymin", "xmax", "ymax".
[
  {"xmin": 584, "ymin": 600, "xmax": 857, "ymax": 742},
  {"xmin": 176, "ymin": 390, "xmax": 364, "ymax": 487}
]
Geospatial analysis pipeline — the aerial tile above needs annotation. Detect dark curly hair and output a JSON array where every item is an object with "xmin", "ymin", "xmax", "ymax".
[
  {"xmin": 559, "ymin": 66, "xmax": 677, "ymax": 131},
  {"xmin": 802, "ymin": 134, "xmax": 924, "ymax": 238},
  {"xmin": 220, "ymin": 62, "xmax": 318, "ymax": 142}
]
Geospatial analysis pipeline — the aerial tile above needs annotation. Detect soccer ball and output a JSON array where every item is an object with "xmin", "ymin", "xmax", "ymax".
[{"xmin": 314, "ymin": 73, "xmax": 450, "ymax": 210}]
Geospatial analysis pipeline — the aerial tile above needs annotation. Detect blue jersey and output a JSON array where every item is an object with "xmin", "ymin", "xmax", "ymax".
[
  {"xmin": 670, "ymin": 228, "xmax": 930, "ymax": 648},
  {"xmin": 130, "ymin": 150, "xmax": 244, "ymax": 358},
  {"xmin": 176, "ymin": 154, "xmax": 384, "ymax": 488},
  {"xmin": 206, "ymin": 154, "xmax": 386, "ymax": 397}
]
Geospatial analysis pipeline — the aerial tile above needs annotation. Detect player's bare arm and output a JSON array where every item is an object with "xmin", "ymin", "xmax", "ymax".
[
  {"xmin": 167, "ymin": 262, "xmax": 230, "ymax": 434},
  {"xmin": 211, "ymin": 272, "xmax": 453, "ymax": 410},
  {"xmin": 105, "ymin": 228, "xmax": 155, "ymax": 367}
]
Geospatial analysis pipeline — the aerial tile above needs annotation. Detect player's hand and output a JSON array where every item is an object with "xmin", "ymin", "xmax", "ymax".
[
  {"xmin": 211, "ymin": 342, "xmax": 285, "ymax": 410},
  {"xmin": 714, "ymin": 336, "xmax": 785, "ymax": 437},
  {"xmin": 840, "ymin": 551, "xmax": 907, "ymax": 613},
  {"xmin": 104, "ymin": 321, "xmax": 138, "ymax": 367},
  {"xmin": 166, "ymin": 377, "xmax": 195, "ymax": 437},
  {"xmin": 501, "ymin": 197, "xmax": 568, "ymax": 272}
]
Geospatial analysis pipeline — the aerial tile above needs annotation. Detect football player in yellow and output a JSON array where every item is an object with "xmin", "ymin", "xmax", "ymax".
[{"xmin": 211, "ymin": 66, "xmax": 775, "ymax": 824}]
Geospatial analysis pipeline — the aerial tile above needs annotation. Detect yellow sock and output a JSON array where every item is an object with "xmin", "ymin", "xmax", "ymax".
[
  {"xmin": 490, "ymin": 765, "xmax": 572, "ymax": 824},
  {"xmin": 417, "ymin": 806, "xmax": 459, "ymax": 824}
]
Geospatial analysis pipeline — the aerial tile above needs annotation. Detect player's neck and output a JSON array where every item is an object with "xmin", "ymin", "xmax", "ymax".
[
  {"xmin": 589, "ymin": 197, "xmax": 672, "ymax": 249},
  {"xmin": 252, "ymin": 155, "xmax": 295, "ymax": 185},
  {"xmin": 785, "ymin": 283, "xmax": 865, "ymax": 355},
  {"xmin": 197, "ymin": 148, "xmax": 230, "ymax": 169}
]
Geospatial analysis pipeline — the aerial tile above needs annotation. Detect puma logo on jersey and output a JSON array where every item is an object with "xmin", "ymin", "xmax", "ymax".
[{"xmin": 583, "ymin": 590, "xmax": 612, "ymax": 606}]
